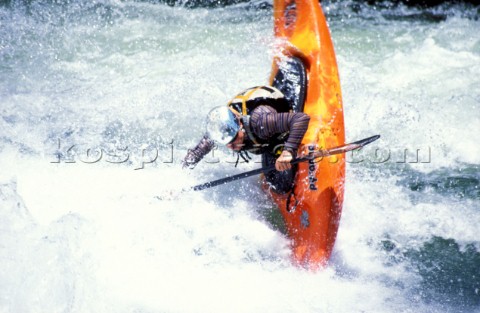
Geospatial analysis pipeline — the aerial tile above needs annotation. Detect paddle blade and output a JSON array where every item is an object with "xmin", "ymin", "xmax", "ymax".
[{"xmin": 349, "ymin": 134, "xmax": 381, "ymax": 147}]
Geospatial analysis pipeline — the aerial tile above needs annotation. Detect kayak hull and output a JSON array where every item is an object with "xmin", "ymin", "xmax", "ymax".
[{"xmin": 265, "ymin": 0, "xmax": 346, "ymax": 269}]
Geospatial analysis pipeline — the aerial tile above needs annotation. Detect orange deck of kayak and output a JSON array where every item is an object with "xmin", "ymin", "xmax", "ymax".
[{"xmin": 265, "ymin": 0, "xmax": 345, "ymax": 269}]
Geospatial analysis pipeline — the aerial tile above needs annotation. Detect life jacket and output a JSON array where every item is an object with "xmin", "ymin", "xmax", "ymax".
[{"xmin": 227, "ymin": 86, "xmax": 292, "ymax": 155}]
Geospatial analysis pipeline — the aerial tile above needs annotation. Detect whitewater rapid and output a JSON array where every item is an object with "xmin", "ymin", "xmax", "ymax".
[{"xmin": 0, "ymin": 1, "xmax": 479, "ymax": 312}]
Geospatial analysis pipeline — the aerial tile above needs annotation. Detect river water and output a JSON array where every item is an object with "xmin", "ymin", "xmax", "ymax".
[{"xmin": 0, "ymin": 1, "xmax": 479, "ymax": 312}]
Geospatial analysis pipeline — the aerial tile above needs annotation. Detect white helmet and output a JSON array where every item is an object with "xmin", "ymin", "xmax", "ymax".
[{"xmin": 206, "ymin": 106, "xmax": 240, "ymax": 145}]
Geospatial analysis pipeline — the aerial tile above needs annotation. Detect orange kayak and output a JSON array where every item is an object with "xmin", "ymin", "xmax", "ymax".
[{"xmin": 265, "ymin": 0, "xmax": 346, "ymax": 269}]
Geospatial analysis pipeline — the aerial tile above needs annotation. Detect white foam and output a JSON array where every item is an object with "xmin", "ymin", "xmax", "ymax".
[{"xmin": 1, "ymin": 2, "xmax": 479, "ymax": 312}]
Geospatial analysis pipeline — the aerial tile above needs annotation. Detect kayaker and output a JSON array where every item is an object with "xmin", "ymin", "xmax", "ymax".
[{"xmin": 182, "ymin": 86, "xmax": 310, "ymax": 193}]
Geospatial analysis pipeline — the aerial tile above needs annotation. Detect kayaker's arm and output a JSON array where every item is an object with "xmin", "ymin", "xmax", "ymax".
[
  {"xmin": 182, "ymin": 135, "xmax": 215, "ymax": 169},
  {"xmin": 281, "ymin": 112, "xmax": 310, "ymax": 154},
  {"xmin": 251, "ymin": 105, "xmax": 310, "ymax": 155}
]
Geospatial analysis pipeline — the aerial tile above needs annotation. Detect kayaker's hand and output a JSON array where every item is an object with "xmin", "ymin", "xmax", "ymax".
[
  {"xmin": 275, "ymin": 150, "xmax": 293, "ymax": 171},
  {"xmin": 182, "ymin": 149, "xmax": 200, "ymax": 169}
]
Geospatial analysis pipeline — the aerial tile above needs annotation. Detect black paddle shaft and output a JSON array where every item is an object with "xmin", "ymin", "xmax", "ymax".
[{"xmin": 191, "ymin": 135, "xmax": 380, "ymax": 191}]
